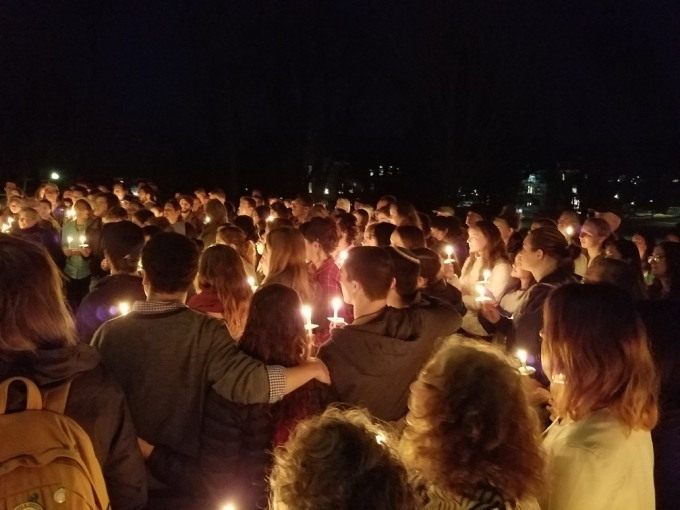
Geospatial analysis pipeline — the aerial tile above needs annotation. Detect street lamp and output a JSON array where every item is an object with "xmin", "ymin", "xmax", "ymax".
[{"xmin": 50, "ymin": 172, "xmax": 60, "ymax": 180}]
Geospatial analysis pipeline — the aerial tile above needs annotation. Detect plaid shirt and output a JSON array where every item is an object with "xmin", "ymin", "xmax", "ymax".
[
  {"xmin": 313, "ymin": 257, "xmax": 352, "ymax": 322},
  {"xmin": 130, "ymin": 300, "xmax": 286, "ymax": 402}
]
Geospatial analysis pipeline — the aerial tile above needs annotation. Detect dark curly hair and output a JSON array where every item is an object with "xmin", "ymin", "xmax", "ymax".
[
  {"xmin": 400, "ymin": 341, "xmax": 544, "ymax": 503},
  {"xmin": 334, "ymin": 211, "xmax": 360, "ymax": 246},
  {"xmin": 299, "ymin": 217, "xmax": 340, "ymax": 256}
]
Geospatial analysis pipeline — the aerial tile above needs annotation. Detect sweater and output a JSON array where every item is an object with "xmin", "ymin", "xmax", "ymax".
[
  {"xmin": 320, "ymin": 294, "xmax": 461, "ymax": 422},
  {"xmin": 459, "ymin": 256, "xmax": 511, "ymax": 336},
  {"xmin": 540, "ymin": 410, "xmax": 655, "ymax": 510},
  {"xmin": 91, "ymin": 306, "xmax": 282, "ymax": 490}
]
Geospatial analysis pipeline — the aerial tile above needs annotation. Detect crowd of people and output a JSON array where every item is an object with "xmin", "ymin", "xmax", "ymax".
[{"xmin": 1, "ymin": 177, "xmax": 679, "ymax": 510}]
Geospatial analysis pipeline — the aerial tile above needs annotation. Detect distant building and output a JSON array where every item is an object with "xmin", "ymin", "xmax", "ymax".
[{"xmin": 516, "ymin": 164, "xmax": 584, "ymax": 217}]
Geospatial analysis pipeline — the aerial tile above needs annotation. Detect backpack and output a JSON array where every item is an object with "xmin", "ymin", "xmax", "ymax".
[{"xmin": 0, "ymin": 377, "xmax": 110, "ymax": 510}]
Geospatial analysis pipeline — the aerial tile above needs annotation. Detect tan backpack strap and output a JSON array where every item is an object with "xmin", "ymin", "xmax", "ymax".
[
  {"xmin": 0, "ymin": 377, "xmax": 43, "ymax": 414},
  {"xmin": 42, "ymin": 380, "xmax": 73, "ymax": 414}
]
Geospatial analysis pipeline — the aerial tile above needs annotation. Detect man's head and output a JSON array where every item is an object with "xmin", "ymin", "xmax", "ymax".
[
  {"xmin": 179, "ymin": 196, "xmax": 193, "ymax": 214},
  {"xmin": 93, "ymin": 192, "xmax": 120, "ymax": 218},
  {"xmin": 340, "ymin": 246, "xmax": 395, "ymax": 306},
  {"xmin": 238, "ymin": 196, "xmax": 256, "ymax": 217},
  {"xmin": 412, "ymin": 247, "xmax": 442, "ymax": 288},
  {"xmin": 209, "ymin": 188, "xmax": 227, "ymax": 204},
  {"xmin": 385, "ymin": 246, "xmax": 420, "ymax": 307},
  {"xmin": 112, "ymin": 182, "xmax": 128, "ymax": 201},
  {"xmin": 101, "ymin": 220, "xmax": 145, "ymax": 274},
  {"xmin": 376, "ymin": 195, "xmax": 397, "ymax": 211},
  {"xmin": 291, "ymin": 195, "xmax": 313, "ymax": 221},
  {"xmin": 43, "ymin": 183, "xmax": 59, "ymax": 205},
  {"xmin": 4, "ymin": 181, "xmax": 17, "ymax": 196},
  {"xmin": 18, "ymin": 207, "xmax": 40, "ymax": 230},
  {"xmin": 102, "ymin": 206, "xmax": 129, "ymax": 224},
  {"xmin": 141, "ymin": 232, "xmax": 200, "ymax": 296},
  {"xmin": 335, "ymin": 197, "xmax": 351, "ymax": 213},
  {"xmin": 37, "ymin": 199, "xmax": 53, "ymax": 220},
  {"xmin": 137, "ymin": 185, "xmax": 155, "ymax": 204}
]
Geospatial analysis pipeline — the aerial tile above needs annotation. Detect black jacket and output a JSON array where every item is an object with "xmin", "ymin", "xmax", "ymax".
[
  {"xmin": 85, "ymin": 217, "xmax": 108, "ymax": 278},
  {"xmin": 320, "ymin": 294, "xmax": 462, "ymax": 422},
  {"xmin": 75, "ymin": 274, "xmax": 147, "ymax": 343},
  {"xmin": 0, "ymin": 344, "xmax": 147, "ymax": 510},
  {"xmin": 147, "ymin": 381, "xmax": 331, "ymax": 509},
  {"xmin": 422, "ymin": 279, "xmax": 466, "ymax": 317},
  {"xmin": 14, "ymin": 224, "xmax": 65, "ymax": 269}
]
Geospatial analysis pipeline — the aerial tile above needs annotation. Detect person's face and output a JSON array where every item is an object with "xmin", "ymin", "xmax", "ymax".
[
  {"xmin": 113, "ymin": 185, "xmax": 126, "ymax": 201},
  {"xmin": 8, "ymin": 201, "xmax": 21, "ymax": 214},
  {"xmin": 511, "ymin": 258, "xmax": 532, "ymax": 279},
  {"xmin": 238, "ymin": 200, "xmax": 253, "ymax": 217},
  {"xmin": 93, "ymin": 197, "xmax": 109, "ymax": 217},
  {"xmin": 179, "ymin": 199, "xmax": 191, "ymax": 213},
  {"xmin": 650, "ymin": 246, "xmax": 667, "ymax": 278},
  {"xmin": 18, "ymin": 212, "xmax": 37, "ymax": 229},
  {"xmin": 493, "ymin": 218, "xmax": 512, "ymax": 242},
  {"xmin": 578, "ymin": 222, "xmax": 603, "ymax": 250},
  {"xmin": 376, "ymin": 199, "xmax": 388, "ymax": 210},
  {"xmin": 339, "ymin": 266, "xmax": 355, "ymax": 305},
  {"xmin": 376, "ymin": 211, "xmax": 391, "ymax": 223},
  {"xmin": 407, "ymin": 358, "xmax": 444, "ymax": 421},
  {"xmin": 389, "ymin": 205, "xmax": 398, "ymax": 225},
  {"xmin": 138, "ymin": 190, "xmax": 149, "ymax": 202},
  {"xmin": 467, "ymin": 227, "xmax": 487, "ymax": 254},
  {"xmin": 666, "ymin": 233, "xmax": 680, "ymax": 243},
  {"xmin": 364, "ymin": 229, "xmax": 378, "ymax": 247},
  {"xmin": 291, "ymin": 200, "xmax": 308, "ymax": 219},
  {"xmin": 466, "ymin": 211, "xmax": 483, "ymax": 227},
  {"xmin": 70, "ymin": 191, "xmax": 84, "ymax": 201},
  {"xmin": 4, "ymin": 182, "xmax": 16, "ymax": 195},
  {"xmin": 164, "ymin": 205, "xmax": 180, "ymax": 223},
  {"xmin": 304, "ymin": 239, "xmax": 317, "ymax": 261},
  {"xmin": 75, "ymin": 205, "xmax": 90, "ymax": 221},
  {"xmin": 430, "ymin": 227, "xmax": 446, "ymax": 242},
  {"xmin": 37, "ymin": 202, "xmax": 51, "ymax": 219},
  {"xmin": 518, "ymin": 234, "xmax": 541, "ymax": 272},
  {"xmin": 195, "ymin": 191, "xmax": 206, "ymax": 202},
  {"xmin": 632, "ymin": 234, "xmax": 647, "ymax": 260},
  {"xmin": 44, "ymin": 187, "xmax": 59, "ymax": 204},
  {"xmin": 390, "ymin": 231, "xmax": 405, "ymax": 249},
  {"xmin": 192, "ymin": 198, "xmax": 202, "ymax": 212},
  {"xmin": 557, "ymin": 213, "xmax": 578, "ymax": 235},
  {"xmin": 352, "ymin": 211, "xmax": 364, "ymax": 227}
]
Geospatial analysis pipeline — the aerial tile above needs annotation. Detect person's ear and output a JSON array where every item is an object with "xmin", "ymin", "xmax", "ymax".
[
  {"xmin": 390, "ymin": 277, "xmax": 397, "ymax": 291},
  {"xmin": 417, "ymin": 276, "xmax": 427, "ymax": 289},
  {"xmin": 141, "ymin": 270, "xmax": 149, "ymax": 287}
]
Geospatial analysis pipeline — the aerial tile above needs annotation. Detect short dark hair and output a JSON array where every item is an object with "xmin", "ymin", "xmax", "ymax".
[
  {"xmin": 142, "ymin": 225, "xmax": 163, "ymax": 239},
  {"xmin": 386, "ymin": 247, "xmax": 420, "ymax": 298},
  {"xmin": 103, "ymin": 206, "xmax": 128, "ymax": 222},
  {"xmin": 379, "ymin": 195, "xmax": 397, "ymax": 206},
  {"xmin": 412, "ymin": 247, "xmax": 441, "ymax": 285},
  {"xmin": 296, "ymin": 194, "xmax": 313, "ymax": 208},
  {"xmin": 344, "ymin": 247, "xmax": 394, "ymax": 301},
  {"xmin": 165, "ymin": 199, "xmax": 181, "ymax": 212},
  {"xmin": 94, "ymin": 192, "xmax": 121, "ymax": 210},
  {"xmin": 101, "ymin": 221, "xmax": 145, "ymax": 273},
  {"xmin": 271, "ymin": 201, "xmax": 289, "ymax": 219},
  {"xmin": 142, "ymin": 233, "xmax": 200, "ymax": 293},
  {"xmin": 367, "ymin": 222, "xmax": 396, "ymax": 247},
  {"xmin": 134, "ymin": 209, "xmax": 155, "ymax": 225},
  {"xmin": 300, "ymin": 217, "xmax": 339, "ymax": 255},
  {"xmin": 394, "ymin": 225, "xmax": 426, "ymax": 250},
  {"xmin": 240, "ymin": 196, "xmax": 256, "ymax": 209}
]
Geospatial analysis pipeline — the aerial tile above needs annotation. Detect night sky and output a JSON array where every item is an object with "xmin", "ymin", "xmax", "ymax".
[{"xmin": 1, "ymin": 0, "xmax": 678, "ymax": 199}]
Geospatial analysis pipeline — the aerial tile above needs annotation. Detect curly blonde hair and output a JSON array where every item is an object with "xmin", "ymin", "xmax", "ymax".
[
  {"xmin": 399, "ymin": 341, "xmax": 544, "ymax": 504},
  {"xmin": 269, "ymin": 408, "xmax": 418, "ymax": 510}
]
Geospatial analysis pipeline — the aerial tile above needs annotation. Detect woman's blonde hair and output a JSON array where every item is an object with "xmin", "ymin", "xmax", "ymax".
[
  {"xmin": 400, "ymin": 340, "xmax": 544, "ymax": 503},
  {"xmin": 270, "ymin": 407, "xmax": 418, "ymax": 510},
  {"xmin": 216, "ymin": 225, "xmax": 256, "ymax": 266},
  {"xmin": 197, "ymin": 245, "xmax": 252, "ymax": 339},
  {"xmin": 263, "ymin": 227, "xmax": 314, "ymax": 304},
  {"xmin": 0, "ymin": 236, "xmax": 78, "ymax": 351},
  {"xmin": 542, "ymin": 282, "xmax": 658, "ymax": 430}
]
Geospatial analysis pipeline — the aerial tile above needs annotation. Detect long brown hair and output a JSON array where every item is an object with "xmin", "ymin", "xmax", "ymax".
[
  {"xmin": 542, "ymin": 283, "xmax": 658, "ymax": 430},
  {"xmin": 0, "ymin": 236, "xmax": 78, "ymax": 351},
  {"xmin": 239, "ymin": 284, "xmax": 315, "ymax": 445},
  {"xmin": 197, "ymin": 245, "xmax": 252, "ymax": 339},
  {"xmin": 463, "ymin": 220, "xmax": 508, "ymax": 279},
  {"xmin": 263, "ymin": 227, "xmax": 314, "ymax": 303},
  {"xmin": 216, "ymin": 225, "xmax": 256, "ymax": 266},
  {"xmin": 400, "ymin": 341, "xmax": 544, "ymax": 503}
]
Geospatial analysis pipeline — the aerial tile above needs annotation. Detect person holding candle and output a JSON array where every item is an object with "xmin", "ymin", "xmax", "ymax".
[
  {"xmin": 400, "ymin": 341, "xmax": 544, "ymax": 510},
  {"xmin": 187, "ymin": 245, "xmax": 252, "ymax": 340},
  {"xmin": 479, "ymin": 227, "xmax": 576, "ymax": 381},
  {"xmin": 0, "ymin": 195, "xmax": 22, "ymax": 232},
  {"xmin": 300, "ymin": 217, "xmax": 352, "ymax": 330},
  {"xmin": 83, "ymin": 192, "xmax": 121, "ymax": 291},
  {"xmin": 539, "ymin": 283, "xmax": 658, "ymax": 510},
  {"xmin": 458, "ymin": 220, "xmax": 511, "ymax": 337},
  {"xmin": 199, "ymin": 198, "xmax": 229, "ymax": 248},
  {"xmin": 163, "ymin": 198, "xmax": 198, "ymax": 239},
  {"xmin": 37, "ymin": 198, "xmax": 62, "ymax": 232},
  {"xmin": 62, "ymin": 199, "xmax": 94, "ymax": 311},
  {"xmin": 76, "ymin": 220, "xmax": 147, "ymax": 343}
]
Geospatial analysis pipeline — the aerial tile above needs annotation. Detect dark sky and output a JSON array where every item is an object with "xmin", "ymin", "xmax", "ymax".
[{"xmin": 1, "ymin": 0, "xmax": 678, "ymax": 197}]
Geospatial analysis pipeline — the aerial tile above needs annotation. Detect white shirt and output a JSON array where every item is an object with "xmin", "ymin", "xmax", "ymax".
[
  {"xmin": 540, "ymin": 409, "xmax": 655, "ymax": 510},
  {"xmin": 458, "ymin": 256, "xmax": 511, "ymax": 336}
]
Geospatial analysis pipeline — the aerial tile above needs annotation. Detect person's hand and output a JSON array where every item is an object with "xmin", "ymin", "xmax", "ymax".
[
  {"xmin": 64, "ymin": 248, "xmax": 77, "ymax": 257},
  {"xmin": 460, "ymin": 285, "xmax": 470, "ymax": 297},
  {"xmin": 137, "ymin": 437, "xmax": 155, "ymax": 460},
  {"xmin": 80, "ymin": 247, "xmax": 92, "ymax": 258},
  {"xmin": 329, "ymin": 318, "xmax": 347, "ymax": 331},
  {"xmin": 101, "ymin": 259, "xmax": 109, "ymax": 271},
  {"xmin": 479, "ymin": 301, "xmax": 501, "ymax": 323},
  {"xmin": 442, "ymin": 260, "xmax": 455, "ymax": 279},
  {"xmin": 307, "ymin": 357, "xmax": 331, "ymax": 385}
]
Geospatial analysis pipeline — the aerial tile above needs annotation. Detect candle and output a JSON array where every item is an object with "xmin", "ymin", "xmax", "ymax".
[
  {"xmin": 67, "ymin": 236, "xmax": 74, "ymax": 249},
  {"xmin": 66, "ymin": 208, "xmax": 76, "ymax": 219},
  {"xmin": 204, "ymin": 216, "xmax": 211, "ymax": 224},
  {"xmin": 266, "ymin": 216, "xmax": 274, "ymax": 223},
  {"xmin": 118, "ymin": 302, "xmax": 130, "ymax": 316},
  {"xmin": 482, "ymin": 269, "xmax": 491, "ymax": 283},
  {"xmin": 7, "ymin": 217, "xmax": 14, "ymax": 225},
  {"xmin": 222, "ymin": 504, "xmax": 236, "ymax": 510},
  {"xmin": 517, "ymin": 349, "xmax": 536, "ymax": 376},
  {"xmin": 566, "ymin": 226, "xmax": 574, "ymax": 237},
  {"xmin": 444, "ymin": 245, "xmax": 454, "ymax": 264},
  {"xmin": 247, "ymin": 276, "xmax": 258, "ymax": 292},
  {"xmin": 1, "ymin": 224, "xmax": 9, "ymax": 233},
  {"xmin": 79, "ymin": 235, "xmax": 88, "ymax": 248},
  {"xmin": 332, "ymin": 297, "xmax": 342, "ymax": 319},
  {"xmin": 302, "ymin": 305, "xmax": 312, "ymax": 330},
  {"xmin": 375, "ymin": 433, "xmax": 387, "ymax": 445},
  {"xmin": 337, "ymin": 250, "xmax": 348, "ymax": 266},
  {"xmin": 475, "ymin": 284, "xmax": 492, "ymax": 302}
]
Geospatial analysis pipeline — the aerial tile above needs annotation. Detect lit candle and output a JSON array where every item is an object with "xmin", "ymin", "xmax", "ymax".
[
  {"xmin": 118, "ymin": 302, "xmax": 130, "ymax": 316},
  {"xmin": 79, "ymin": 235, "xmax": 88, "ymax": 248},
  {"xmin": 67, "ymin": 236, "xmax": 74, "ymax": 249},
  {"xmin": 1, "ymin": 224, "xmax": 9, "ymax": 233},
  {"xmin": 566, "ymin": 226, "xmax": 574, "ymax": 237},
  {"xmin": 475, "ymin": 284, "xmax": 492, "ymax": 302},
  {"xmin": 332, "ymin": 297, "xmax": 342, "ymax": 319},
  {"xmin": 444, "ymin": 245, "xmax": 454, "ymax": 264},
  {"xmin": 482, "ymin": 269, "xmax": 491, "ymax": 283},
  {"xmin": 66, "ymin": 208, "xmax": 76, "ymax": 219},
  {"xmin": 204, "ymin": 216, "xmax": 211, "ymax": 224},
  {"xmin": 337, "ymin": 250, "xmax": 348, "ymax": 266},
  {"xmin": 222, "ymin": 504, "xmax": 236, "ymax": 510},
  {"xmin": 266, "ymin": 216, "xmax": 274, "ymax": 223},
  {"xmin": 517, "ymin": 349, "xmax": 536, "ymax": 376},
  {"xmin": 375, "ymin": 433, "xmax": 387, "ymax": 445},
  {"xmin": 7, "ymin": 217, "xmax": 14, "ymax": 225},
  {"xmin": 247, "ymin": 276, "xmax": 258, "ymax": 292},
  {"xmin": 302, "ymin": 305, "xmax": 312, "ymax": 330}
]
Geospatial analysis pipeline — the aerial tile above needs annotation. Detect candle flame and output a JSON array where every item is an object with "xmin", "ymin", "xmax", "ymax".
[
  {"xmin": 332, "ymin": 297, "xmax": 342, "ymax": 309},
  {"xmin": 7, "ymin": 217, "xmax": 14, "ymax": 224},
  {"xmin": 517, "ymin": 349, "xmax": 527, "ymax": 364},
  {"xmin": 67, "ymin": 236, "xmax": 74, "ymax": 244},
  {"xmin": 475, "ymin": 284, "xmax": 486, "ymax": 297},
  {"xmin": 445, "ymin": 245, "xmax": 453, "ymax": 256},
  {"xmin": 339, "ymin": 250, "xmax": 348, "ymax": 262},
  {"xmin": 204, "ymin": 216, "xmax": 211, "ymax": 223},
  {"xmin": 483, "ymin": 269, "xmax": 491, "ymax": 281},
  {"xmin": 301, "ymin": 305, "xmax": 312, "ymax": 321},
  {"xmin": 566, "ymin": 226, "xmax": 574, "ymax": 236},
  {"xmin": 222, "ymin": 504, "xmax": 236, "ymax": 510},
  {"xmin": 118, "ymin": 302, "xmax": 130, "ymax": 316},
  {"xmin": 375, "ymin": 433, "xmax": 387, "ymax": 445},
  {"xmin": 79, "ymin": 235, "xmax": 86, "ymax": 244},
  {"xmin": 247, "ymin": 276, "xmax": 255, "ymax": 286}
]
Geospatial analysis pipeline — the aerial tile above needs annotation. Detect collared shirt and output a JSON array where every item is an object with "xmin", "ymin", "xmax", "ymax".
[
  {"xmin": 62, "ymin": 219, "xmax": 92, "ymax": 280},
  {"xmin": 313, "ymin": 257, "xmax": 352, "ymax": 322},
  {"xmin": 130, "ymin": 300, "xmax": 286, "ymax": 403}
]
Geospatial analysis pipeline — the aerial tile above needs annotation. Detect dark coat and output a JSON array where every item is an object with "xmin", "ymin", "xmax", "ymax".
[
  {"xmin": 320, "ymin": 294, "xmax": 462, "ymax": 422},
  {"xmin": 85, "ymin": 217, "xmax": 108, "ymax": 278},
  {"xmin": 0, "ymin": 344, "xmax": 147, "ymax": 510},
  {"xmin": 75, "ymin": 273, "xmax": 147, "ymax": 343},
  {"xmin": 14, "ymin": 224, "xmax": 65, "ymax": 269}
]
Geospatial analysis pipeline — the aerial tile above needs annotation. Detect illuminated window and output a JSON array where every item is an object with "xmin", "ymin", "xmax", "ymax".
[{"xmin": 527, "ymin": 185, "xmax": 534, "ymax": 195}]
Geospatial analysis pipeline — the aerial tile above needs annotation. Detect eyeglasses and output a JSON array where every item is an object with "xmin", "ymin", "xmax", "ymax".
[{"xmin": 648, "ymin": 255, "xmax": 665, "ymax": 263}]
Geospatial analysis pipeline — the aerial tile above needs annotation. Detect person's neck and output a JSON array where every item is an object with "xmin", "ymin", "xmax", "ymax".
[
  {"xmin": 587, "ymin": 247, "xmax": 601, "ymax": 261},
  {"xmin": 147, "ymin": 291, "xmax": 187, "ymax": 304},
  {"xmin": 110, "ymin": 267, "xmax": 140, "ymax": 277},
  {"xmin": 519, "ymin": 276, "xmax": 532, "ymax": 290},
  {"xmin": 531, "ymin": 259, "xmax": 559, "ymax": 283},
  {"xmin": 352, "ymin": 296, "xmax": 387, "ymax": 322},
  {"xmin": 311, "ymin": 251, "xmax": 330, "ymax": 268},
  {"xmin": 660, "ymin": 276, "xmax": 672, "ymax": 293}
]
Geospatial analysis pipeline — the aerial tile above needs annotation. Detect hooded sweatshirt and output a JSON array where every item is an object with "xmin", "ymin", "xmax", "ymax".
[
  {"xmin": 320, "ymin": 294, "xmax": 461, "ymax": 422},
  {"xmin": 0, "ymin": 343, "xmax": 147, "ymax": 510}
]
